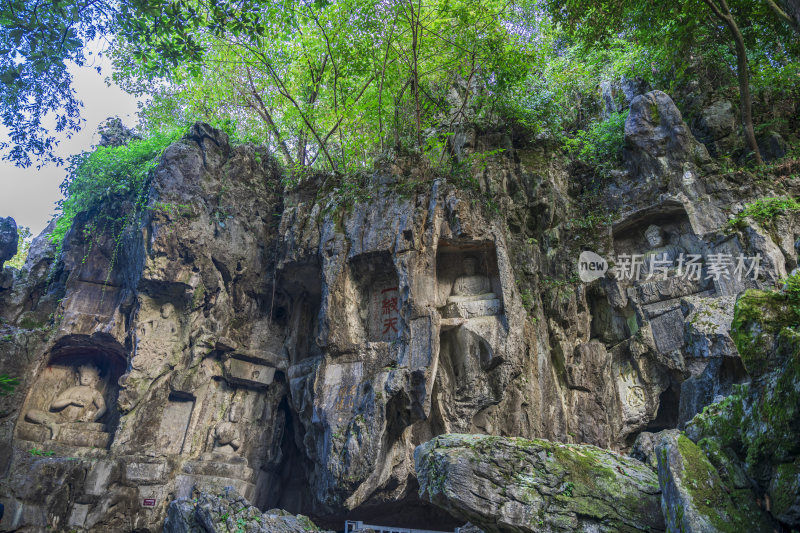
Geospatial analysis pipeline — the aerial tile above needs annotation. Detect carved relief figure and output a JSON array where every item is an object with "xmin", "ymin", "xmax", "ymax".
[
  {"xmin": 213, "ymin": 403, "xmax": 243, "ymax": 454},
  {"xmin": 619, "ymin": 364, "xmax": 646, "ymax": 408},
  {"xmin": 449, "ymin": 256, "xmax": 492, "ymax": 301},
  {"xmin": 25, "ymin": 364, "xmax": 107, "ymax": 439},
  {"xmin": 642, "ymin": 224, "xmax": 685, "ymax": 276}
]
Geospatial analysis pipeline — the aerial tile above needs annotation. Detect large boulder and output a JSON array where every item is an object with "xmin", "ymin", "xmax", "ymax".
[
  {"xmin": 655, "ymin": 431, "xmax": 775, "ymax": 532},
  {"xmin": 415, "ymin": 434, "xmax": 665, "ymax": 532},
  {"xmin": 164, "ymin": 489, "xmax": 334, "ymax": 533},
  {"xmin": 757, "ymin": 131, "xmax": 788, "ymax": 163},
  {"xmin": 623, "ymin": 90, "xmax": 711, "ymax": 180},
  {"xmin": 692, "ymin": 99, "xmax": 740, "ymax": 158},
  {"xmin": 684, "ymin": 288, "xmax": 800, "ymax": 527},
  {"xmin": 0, "ymin": 217, "xmax": 17, "ymax": 267}
]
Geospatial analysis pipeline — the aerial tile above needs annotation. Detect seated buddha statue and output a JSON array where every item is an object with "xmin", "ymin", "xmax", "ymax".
[
  {"xmin": 642, "ymin": 224, "xmax": 685, "ymax": 277},
  {"xmin": 212, "ymin": 404, "xmax": 243, "ymax": 455},
  {"xmin": 25, "ymin": 364, "xmax": 107, "ymax": 440},
  {"xmin": 448, "ymin": 256, "xmax": 495, "ymax": 303}
]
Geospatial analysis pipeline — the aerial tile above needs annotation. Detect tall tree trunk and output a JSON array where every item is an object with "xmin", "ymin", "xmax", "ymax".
[
  {"xmin": 245, "ymin": 67, "xmax": 296, "ymax": 169},
  {"xmin": 408, "ymin": 0, "xmax": 423, "ymax": 150},
  {"xmin": 765, "ymin": 0, "xmax": 800, "ymax": 33},
  {"xmin": 782, "ymin": 0, "xmax": 800, "ymax": 27},
  {"xmin": 703, "ymin": 0, "xmax": 763, "ymax": 164}
]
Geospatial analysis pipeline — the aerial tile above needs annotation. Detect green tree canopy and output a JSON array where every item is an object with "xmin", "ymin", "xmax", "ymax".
[
  {"xmin": 547, "ymin": 0, "xmax": 800, "ymax": 164},
  {"xmin": 2, "ymin": 0, "xmax": 799, "ymax": 170},
  {"xmin": 0, "ymin": 0, "xmax": 115, "ymax": 167},
  {"xmin": 114, "ymin": 0, "xmax": 541, "ymax": 173}
]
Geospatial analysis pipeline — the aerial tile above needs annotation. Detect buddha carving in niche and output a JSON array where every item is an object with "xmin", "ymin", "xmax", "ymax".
[
  {"xmin": 25, "ymin": 363, "xmax": 107, "ymax": 440},
  {"xmin": 448, "ymin": 256, "xmax": 493, "ymax": 302},
  {"xmin": 642, "ymin": 224, "xmax": 685, "ymax": 276}
]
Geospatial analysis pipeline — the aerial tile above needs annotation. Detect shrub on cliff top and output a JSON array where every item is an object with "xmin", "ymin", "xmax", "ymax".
[
  {"xmin": 50, "ymin": 127, "xmax": 183, "ymax": 256},
  {"xmin": 565, "ymin": 110, "xmax": 628, "ymax": 176},
  {"xmin": 728, "ymin": 196, "xmax": 800, "ymax": 228}
]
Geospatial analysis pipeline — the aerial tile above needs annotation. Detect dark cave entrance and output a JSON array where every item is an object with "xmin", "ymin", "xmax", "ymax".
[
  {"xmin": 325, "ymin": 392, "xmax": 460, "ymax": 532},
  {"xmin": 259, "ymin": 395, "xmax": 314, "ymax": 514},
  {"xmin": 646, "ymin": 385, "xmax": 680, "ymax": 432},
  {"xmin": 341, "ymin": 488, "xmax": 464, "ymax": 532}
]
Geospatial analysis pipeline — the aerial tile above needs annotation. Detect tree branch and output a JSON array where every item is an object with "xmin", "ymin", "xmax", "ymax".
[
  {"xmin": 245, "ymin": 66, "xmax": 296, "ymax": 168},
  {"xmin": 763, "ymin": 0, "xmax": 800, "ymax": 32}
]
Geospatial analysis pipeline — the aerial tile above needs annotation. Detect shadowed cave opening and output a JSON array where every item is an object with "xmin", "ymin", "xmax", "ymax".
[
  {"xmin": 315, "ymin": 389, "xmax": 461, "ymax": 531},
  {"xmin": 263, "ymin": 386, "xmax": 461, "ymax": 531},
  {"xmin": 260, "ymin": 395, "xmax": 314, "ymax": 514},
  {"xmin": 646, "ymin": 385, "xmax": 680, "ymax": 432},
  {"xmin": 341, "ymin": 489, "xmax": 464, "ymax": 532}
]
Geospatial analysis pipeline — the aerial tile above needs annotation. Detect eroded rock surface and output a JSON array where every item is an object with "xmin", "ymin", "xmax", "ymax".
[
  {"xmin": 682, "ymin": 288, "xmax": 800, "ymax": 528},
  {"xmin": 0, "ymin": 86, "xmax": 799, "ymax": 531},
  {"xmin": 0, "ymin": 216, "xmax": 16, "ymax": 267},
  {"xmin": 656, "ymin": 431, "xmax": 775, "ymax": 532},
  {"xmin": 415, "ymin": 434, "xmax": 664, "ymax": 532},
  {"xmin": 164, "ymin": 488, "xmax": 333, "ymax": 533}
]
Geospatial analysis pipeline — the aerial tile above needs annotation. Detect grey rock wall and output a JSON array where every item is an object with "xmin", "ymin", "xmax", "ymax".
[{"xmin": 0, "ymin": 89, "xmax": 798, "ymax": 531}]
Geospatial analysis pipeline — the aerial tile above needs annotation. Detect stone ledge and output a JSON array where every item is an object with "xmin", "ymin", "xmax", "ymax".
[
  {"xmin": 16, "ymin": 421, "xmax": 111, "ymax": 449},
  {"xmin": 223, "ymin": 357, "xmax": 276, "ymax": 388},
  {"xmin": 440, "ymin": 298, "xmax": 502, "ymax": 319}
]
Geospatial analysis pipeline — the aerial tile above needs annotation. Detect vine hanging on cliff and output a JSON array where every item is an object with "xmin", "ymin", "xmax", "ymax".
[{"xmin": 50, "ymin": 127, "xmax": 184, "ymax": 276}]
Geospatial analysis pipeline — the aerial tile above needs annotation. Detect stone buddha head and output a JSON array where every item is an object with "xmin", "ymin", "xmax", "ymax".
[
  {"xmin": 77, "ymin": 364, "xmax": 101, "ymax": 387},
  {"xmin": 645, "ymin": 225, "xmax": 665, "ymax": 249}
]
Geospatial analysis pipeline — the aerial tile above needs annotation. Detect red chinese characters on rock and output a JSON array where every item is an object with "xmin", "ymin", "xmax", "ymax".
[{"xmin": 379, "ymin": 287, "xmax": 399, "ymax": 340}]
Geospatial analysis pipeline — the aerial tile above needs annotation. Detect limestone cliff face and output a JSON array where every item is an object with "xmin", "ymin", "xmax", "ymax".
[{"xmin": 0, "ymin": 92, "xmax": 798, "ymax": 532}]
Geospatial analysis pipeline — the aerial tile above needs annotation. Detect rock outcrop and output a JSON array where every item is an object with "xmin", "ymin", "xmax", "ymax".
[
  {"xmin": 681, "ymin": 288, "xmax": 800, "ymax": 528},
  {"xmin": 623, "ymin": 90, "xmax": 712, "ymax": 183},
  {"xmin": 415, "ymin": 434, "xmax": 664, "ymax": 532},
  {"xmin": 0, "ymin": 87, "xmax": 799, "ymax": 531},
  {"xmin": 97, "ymin": 117, "xmax": 141, "ymax": 148},
  {"xmin": 655, "ymin": 431, "xmax": 775, "ymax": 532},
  {"xmin": 164, "ymin": 489, "xmax": 333, "ymax": 533},
  {"xmin": 0, "ymin": 216, "xmax": 16, "ymax": 267}
]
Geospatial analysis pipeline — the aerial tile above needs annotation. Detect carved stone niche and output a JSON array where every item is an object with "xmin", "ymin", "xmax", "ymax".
[
  {"xmin": 436, "ymin": 241, "xmax": 503, "ymax": 324},
  {"xmin": 611, "ymin": 204, "xmax": 711, "ymax": 355},
  {"xmin": 223, "ymin": 354, "xmax": 277, "ymax": 389},
  {"xmin": 612, "ymin": 202, "xmax": 707, "ymax": 292},
  {"xmin": 178, "ymin": 389, "xmax": 256, "ymax": 501},
  {"xmin": 349, "ymin": 251, "xmax": 401, "ymax": 342},
  {"xmin": 435, "ymin": 241, "xmax": 506, "ymax": 388},
  {"xmin": 16, "ymin": 344, "xmax": 125, "ymax": 449},
  {"xmin": 156, "ymin": 393, "xmax": 195, "ymax": 455}
]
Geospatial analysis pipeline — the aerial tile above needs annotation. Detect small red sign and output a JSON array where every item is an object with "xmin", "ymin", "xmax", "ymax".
[{"xmin": 142, "ymin": 498, "xmax": 156, "ymax": 508}]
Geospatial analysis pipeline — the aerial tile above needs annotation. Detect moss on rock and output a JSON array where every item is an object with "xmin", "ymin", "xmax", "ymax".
[
  {"xmin": 681, "ymin": 286, "xmax": 800, "ymax": 529},
  {"xmin": 730, "ymin": 289, "xmax": 795, "ymax": 377},
  {"xmin": 415, "ymin": 434, "xmax": 663, "ymax": 533},
  {"xmin": 657, "ymin": 432, "xmax": 775, "ymax": 532},
  {"xmin": 769, "ymin": 458, "xmax": 800, "ymax": 523}
]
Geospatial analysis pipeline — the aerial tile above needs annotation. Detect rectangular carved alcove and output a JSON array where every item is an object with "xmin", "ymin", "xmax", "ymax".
[
  {"xmin": 435, "ymin": 240, "xmax": 503, "ymax": 317},
  {"xmin": 276, "ymin": 260, "xmax": 323, "ymax": 363},
  {"xmin": 16, "ymin": 345, "xmax": 125, "ymax": 450},
  {"xmin": 349, "ymin": 251, "xmax": 400, "ymax": 342},
  {"xmin": 612, "ymin": 202, "xmax": 699, "ymax": 258},
  {"xmin": 157, "ymin": 394, "xmax": 195, "ymax": 455}
]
